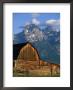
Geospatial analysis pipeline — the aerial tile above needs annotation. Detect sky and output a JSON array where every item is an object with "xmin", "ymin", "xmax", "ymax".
[{"xmin": 13, "ymin": 13, "xmax": 60, "ymax": 34}]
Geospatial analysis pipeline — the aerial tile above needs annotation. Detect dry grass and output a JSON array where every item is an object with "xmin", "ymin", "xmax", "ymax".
[{"xmin": 13, "ymin": 67, "xmax": 60, "ymax": 77}]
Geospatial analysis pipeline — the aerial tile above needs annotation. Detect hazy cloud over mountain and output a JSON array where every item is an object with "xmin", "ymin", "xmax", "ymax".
[
  {"xmin": 32, "ymin": 18, "xmax": 40, "ymax": 25},
  {"xmin": 46, "ymin": 19, "xmax": 60, "ymax": 26}
]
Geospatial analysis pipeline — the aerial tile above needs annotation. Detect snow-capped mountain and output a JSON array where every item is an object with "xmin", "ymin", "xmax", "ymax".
[{"xmin": 13, "ymin": 24, "xmax": 60, "ymax": 64}]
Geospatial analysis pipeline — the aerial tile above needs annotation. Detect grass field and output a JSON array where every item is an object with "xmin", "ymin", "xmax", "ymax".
[{"xmin": 13, "ymin": 67, "xmax": 60, "ymax": 77}]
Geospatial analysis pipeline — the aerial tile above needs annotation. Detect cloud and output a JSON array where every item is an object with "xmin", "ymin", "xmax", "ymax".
[
  {"xmin": 46, "ymin": 19, "xmax": 60, "ymax": 32},
  {"xmin": 25, "ymin": 22, "xmax": 30, "ymax": 26},
  {"xmin": 32, "ymin": 18, "xmax": 40, "ymax": 25},
  {"xmin": 46, "ymin": 19, "xmax": 60, "ymax": 26},
  {"xmin": 32, "ymin": 13, "xmax": 40, "ymax": 18}
]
